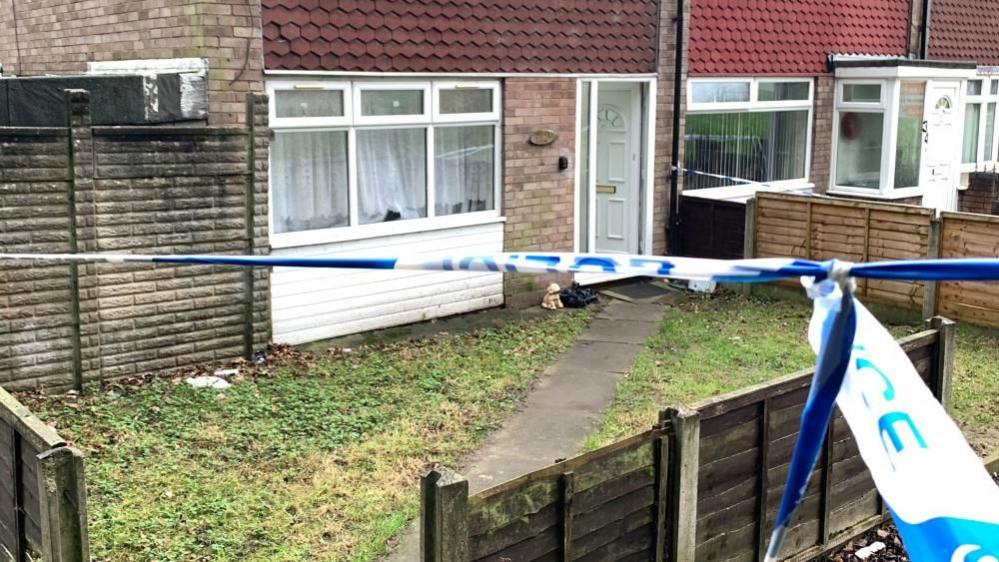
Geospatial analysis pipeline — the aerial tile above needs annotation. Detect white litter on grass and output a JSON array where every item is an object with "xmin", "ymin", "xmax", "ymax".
[
  {"xmin": 214, "ymin": 367, "xmax": 240, "ymax": 378},
  {"xmin": 854, "ymin": 541, "xmax": 885, "ymax": 560},
  {"xmin": 186, "ymin": 375, "xmax": 231, "ymax": 389},
  {"xmin": 688, "ymin": 279, "xmax": 717, "ymax": 293}
]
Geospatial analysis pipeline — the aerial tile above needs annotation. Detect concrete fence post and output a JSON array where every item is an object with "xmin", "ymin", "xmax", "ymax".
[
  {"xmin": 926, "ymin": 316, "xmax": 956, "ymax": 412},
  {"xmin": 666, "ymin": 406, "xmax": 700, "ymax": 562},
  {"xmin": 421, "ymin": 467, "xmax": 469, "ymax": 562},
  {"xmin": 242, "ymin": 95, "xmax": 258, "ymax": 361},
  {"xmin": 36, "ymin": 447, "xmax": 89, "ymax": 562},
  {"xmin": 63, "ymin": 89, "xmax": 94, "ymax": 392}
]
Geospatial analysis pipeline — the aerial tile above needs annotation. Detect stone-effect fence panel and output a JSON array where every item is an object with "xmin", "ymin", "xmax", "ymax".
[{"xmin": 0, "ymin": 91, "xmax": 271, "ymax": 390}]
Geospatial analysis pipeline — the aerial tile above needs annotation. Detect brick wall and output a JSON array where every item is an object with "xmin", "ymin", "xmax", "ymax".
[
  {"xmin": 0, "ymin": 0, "xmax": 264, "ymax": 125},
  {"xmin": 810, "ymin": 76, "xmax": 835, "ymax": 193},
  {"xmin": 654, "ymin": 0, "xmax": 689, "ymax": 254},
  {"xmin": 0, "ymin": 90, "xmax": 270, "ymax": 390},
  {"xmin": 502, "ymin": 78, "xmax": 576, "ymax": 305},
  {"xmin": 959, "ymin": 172, "xmax": 999, "ymax": 215}
]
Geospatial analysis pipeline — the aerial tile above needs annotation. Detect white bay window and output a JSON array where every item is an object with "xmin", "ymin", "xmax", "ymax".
[
  {"xmin": 684, "ymin": 78, "xmax": 813, "ymax": 193},
  {"xmin": 267, "ymin": 80, "xmax": 501, "ymax": 247}
]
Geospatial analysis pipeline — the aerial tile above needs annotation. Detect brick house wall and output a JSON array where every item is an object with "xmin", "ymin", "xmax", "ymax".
[
  {"xmin": 502, "ymin": 78, "xmax": 576, "ymax": 304},
  {"xmin": 653, "ymin": 0, "xmax": 690, "ymax": 254},
  {"xmin": 810, "ymin": 76, "xmax": 835, "ymax": 192},
  {"xmin": 0, "ymin": 0, "xmax": 264, "ymax": 125},
  {"xmin": 959, "ymin": 173, "xmax": 999, "ymax": 215},
  {"xmin": 0, "ymin": 91, "xmax": 270, "ymax": 390}
]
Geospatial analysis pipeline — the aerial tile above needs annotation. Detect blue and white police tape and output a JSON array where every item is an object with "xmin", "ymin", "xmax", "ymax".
[
  {"xmin": 674, "ymin": 165, "xmax": 776, "ymax": 187},
  {"xmin": 1, "ymin": 251, "xmax": 998, "ymax": 562},
  {"xmin": 766, "ymin": 274, "xmax": 999, "ymax": 562},
  {"xmin": 1, "ymin": 252, "xmax": 999, "ymax": 283}
]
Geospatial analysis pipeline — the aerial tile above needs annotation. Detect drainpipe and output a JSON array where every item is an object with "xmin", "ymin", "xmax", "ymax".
[
  {"xmin": 667, "ymin": 0, "xmax": 685, "ymax": 254},
  {"xmin": 920, "ymin": 0, "xmax": 932, "ymax": 59}
]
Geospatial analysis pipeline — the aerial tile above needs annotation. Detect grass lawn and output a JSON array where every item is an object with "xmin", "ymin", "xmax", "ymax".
[
  {"xmin": 584, "ymin": 292, "xmax": 999, "ymax": 461},
  {"xmin": 22, "ymin": 309, "xmax": 591, "ymax": 562}
]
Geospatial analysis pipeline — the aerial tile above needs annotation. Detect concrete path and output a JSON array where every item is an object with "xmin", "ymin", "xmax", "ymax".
[{"xmin": 382, "ymin": 284, "xmax": 668, "ymax": 561}]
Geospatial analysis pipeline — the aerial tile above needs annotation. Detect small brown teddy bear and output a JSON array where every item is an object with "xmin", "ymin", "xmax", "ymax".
[{"xmin": 541, "ymin": 283, "xmax": 564, "ymax": 310}]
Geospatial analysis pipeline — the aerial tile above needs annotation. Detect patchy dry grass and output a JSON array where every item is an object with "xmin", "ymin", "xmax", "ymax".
[
  {"xmin": 584, "ymin": 292, "xmax": 999, "ymax": 460},
  {"xmin": 23, "ymin": 309, "xmax": 592, "ymax": 562}
]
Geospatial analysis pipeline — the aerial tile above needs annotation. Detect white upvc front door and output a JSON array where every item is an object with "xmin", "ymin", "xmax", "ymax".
[{"xmin": 923, "ymin": 82, "xmax": 961, "ymax": 212}]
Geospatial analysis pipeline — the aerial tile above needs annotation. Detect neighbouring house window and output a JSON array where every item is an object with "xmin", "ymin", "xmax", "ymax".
[
  {"xmin": 684, "ymin": 78, "xmax": 813, "ymax": 190},
  {"xmin": 267, "ymin": 80, "xmax": 501, "ymax": 242},
  {"xmin": 962, "ymin": 78, "xmax": 999, "ymax": 168}
]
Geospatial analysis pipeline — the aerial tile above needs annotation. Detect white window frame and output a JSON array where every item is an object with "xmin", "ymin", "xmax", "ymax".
[
  {"xmin": 267, "ymin": 78, "xmax": 503, "ymax": 249},
  {"xmin": 353, "ymin": 81, "xmax": 431, "ymax": 125},
  {"xmin": 432, "ymin": 81, "xmax": 501, "ymax": 123},
  {"xmin": 960, "ymin": 76, "xmax": 999, "ymax": 172},
  {"xmin": 684, "ymin": 77, "xmax": 814, "ymax": 190},
  {"xmin": 829, "ymin": 79, "xmax": 909, "ymax": 198},
  {"xmin": 268, "ymin": 81, "xmax": 352, "ymax": 128}
]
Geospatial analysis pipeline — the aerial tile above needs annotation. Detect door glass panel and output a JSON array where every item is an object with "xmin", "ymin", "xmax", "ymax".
[
  {"xmin": 836, "ymin": 112, "xmax": 884, "ymax": 189},
  {"xmin": 963, "ymin": 103, "xmax": 981, "ymax": 163},
  {"xmin": 894, "ymin": 81, "xmax": 925, "ymax": 189},
  {"xmin": 578, "ymin": 81, "xmax": 592, "ymax": 252}
]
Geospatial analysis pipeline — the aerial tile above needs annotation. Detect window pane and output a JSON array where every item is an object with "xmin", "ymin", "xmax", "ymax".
[
  {"xmin": 274, "ymin": 89, "xmax": 344, "ymax": 118},
  {"xmin": 963, "ymin": 103, "xmax": 981, "ymax": 163},
  {"xmin": 835, "ymin": 112, "xmax": 884, "ymax": 189},
  {"xmin": 357, "ymin": 128, "xmax": 427, "ymax": 224},
  {"xmin": 842, "ymin": 84, "xmax": 881, "ymax": 103},
  {"xmin": 440, "ymin": 89, "xmax": 493, "ymax": 114},
  {"xmin": 758, "ymin": 81, "xmax": 810, "ymax": 101},
  {"xmin": 985, "ymin": 103, "xmax": 997, "ymax": 161},
  {"xmin": 967, "ymin": 80, "xmax": 983, "ymax": 96},
  {"xmin": 894, "ymin": 81, "xmax": 925, "ymax": 189},
  {"xmin": 361, "ymin": 89, "xmax": 424, "ymax": 116},
  {"xmin": 691, "ymin": 82, "xmax": 750, "ymax": 104},
  {"xmin": 992, "ymin": 80, "xmax": 999, "ymax": 96},
  {"xmin": 435, "ymin": 125, "xmax": 495, "ymax": 216},
  {"xmin": 271, "ymin": 131, "xmax": 349, "ymax": 233},
  {"xmin": 683, "ymin": 110, "xmax": 809, "ymax": 189}
]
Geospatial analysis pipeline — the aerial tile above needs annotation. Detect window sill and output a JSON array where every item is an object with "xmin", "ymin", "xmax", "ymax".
[
  {"xmin": 826, "ymin": 187, "xmax": 923, "ymax": 201},
  {"xmin": 270, "ymin": 212, "xmax": 506, "ymax": 249}
]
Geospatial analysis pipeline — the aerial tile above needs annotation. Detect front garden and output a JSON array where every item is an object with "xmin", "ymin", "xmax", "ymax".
[{"xmin": 19, "ymin": 290, "xmax": 999, "ymax": 561}]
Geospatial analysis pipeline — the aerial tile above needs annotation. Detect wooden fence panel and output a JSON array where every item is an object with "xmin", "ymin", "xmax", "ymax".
[
  {"xmin": 462, "ymin": 429, "xmax": 668, "ymax": 562},
  {"xmin": 937, "ymin": 212, "xmax": 999, "ymax": 328},
  {"xmin": 690, "ymin": 327, "xmax": 944, "ymax": 562},
  {"xmin": 0, "ymin": 387, "xmax": 87, "ymax": 562},
  {"xmin": 753, "ymin": 193, "xmax": 934, "ymax": 311},
  {"xmin": 422, "ymin": 325, "xmax": 953, "ymax": 562}
]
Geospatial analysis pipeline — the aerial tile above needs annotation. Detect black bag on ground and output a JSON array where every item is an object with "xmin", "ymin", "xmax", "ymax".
[{"xmin": 560, "ymin": 284, "xmax": 598, "ymax": 308}]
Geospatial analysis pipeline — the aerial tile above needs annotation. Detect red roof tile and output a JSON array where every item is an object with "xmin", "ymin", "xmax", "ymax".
[
  {"xmin": 689, "ymin": 0, "xmax": 911, "ymax": 76},
  {"xmin": 264, "ymin": 0, "xmax": 658, "ymax": 73},
  {"xmin": 929, "ymin": 0, "xmax": 999, "ymax": 65}
]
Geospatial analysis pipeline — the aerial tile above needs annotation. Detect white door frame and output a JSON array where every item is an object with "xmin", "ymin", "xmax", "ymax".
[{"xmin": 574, "ymin": 77, "xmax": 657, "ymax": 257}]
